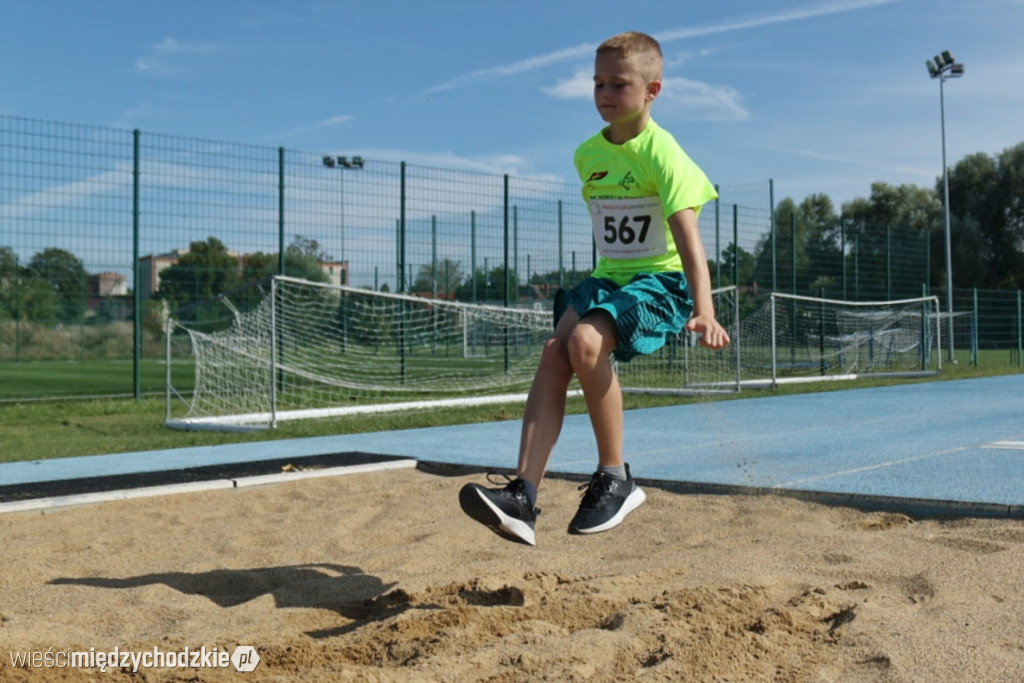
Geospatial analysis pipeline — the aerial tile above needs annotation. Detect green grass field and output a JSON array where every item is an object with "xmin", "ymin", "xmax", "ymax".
[
  {"xmin": 0, "ymin": 359, "xmax": 186, "ymax": 399},
  {"xmin": 1, "ymin": 360, "xmax": 1018, "ymax": 466}
]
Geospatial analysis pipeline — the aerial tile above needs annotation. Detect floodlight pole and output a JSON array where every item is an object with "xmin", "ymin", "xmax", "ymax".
[
  {"xmin": 928, "ymin": 51, "xmax": 963, "ymax": 363},
  {"xmin": 323, "ymin": 155, "xmax": 365, "ymax": 286}
]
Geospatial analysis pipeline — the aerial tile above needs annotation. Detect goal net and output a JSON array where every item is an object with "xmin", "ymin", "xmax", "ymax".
[
  {"xmin": 165, "ymin": 277, "xmax": 742, "ymax": 430},
  {"xmin": 740, "ymin": 292, "xmax": 943, "ymax": 385},
  {"xmin": 166, "ymin": 276, "xmax": 553, "ymax": 430}
]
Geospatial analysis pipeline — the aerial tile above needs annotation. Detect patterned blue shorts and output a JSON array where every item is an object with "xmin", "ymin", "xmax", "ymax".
[{"xmin": 565, "ymin": 271, "xmax": 693, "ymax": 362}]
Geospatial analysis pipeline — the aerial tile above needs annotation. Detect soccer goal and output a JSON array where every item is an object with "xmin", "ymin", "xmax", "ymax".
[
  {"xmin": 165, "ymin": 277, "xmax": 745, "ymax": 430},
  {"xmin": 165, "ymin": 276, "xmax": 556, "ymax": 430},
  {"xmin": 739, "ymin": 292, "xmax": 943, "ymax": 386}
]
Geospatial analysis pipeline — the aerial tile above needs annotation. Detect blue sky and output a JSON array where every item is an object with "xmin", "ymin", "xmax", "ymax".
[{"xmin": 2, "ymin": 0, "xmax": 1023, "ymax": 209}]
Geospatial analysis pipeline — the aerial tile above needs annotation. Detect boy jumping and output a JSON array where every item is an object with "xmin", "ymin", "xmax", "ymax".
[{"xmin": 459, "ymin": 31, "xmax": 730, "ymax": 545}]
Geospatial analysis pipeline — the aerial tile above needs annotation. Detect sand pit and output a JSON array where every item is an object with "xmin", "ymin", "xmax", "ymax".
[{"xmin": 1, "ymin": 465, "xmax": 1022, "ymax": 681}]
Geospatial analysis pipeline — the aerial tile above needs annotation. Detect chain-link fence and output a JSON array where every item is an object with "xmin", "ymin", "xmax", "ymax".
[{"xmin": 1, "ymin": 115, "xmax": 1019, "ymax": 400}]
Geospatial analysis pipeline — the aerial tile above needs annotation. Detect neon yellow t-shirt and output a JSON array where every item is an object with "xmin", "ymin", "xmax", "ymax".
[{"xmin": 574, "ymin": 119, "xmax": 717, "ymax": 286}]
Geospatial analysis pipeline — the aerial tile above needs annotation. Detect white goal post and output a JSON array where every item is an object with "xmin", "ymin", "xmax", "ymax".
[{"xmin": 758, "ymin": 292, "xmax": 943, "ymax": 385}]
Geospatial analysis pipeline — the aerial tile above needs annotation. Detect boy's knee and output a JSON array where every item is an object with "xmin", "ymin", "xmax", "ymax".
[
  {"xmin": 567, "ymin": 324, "xmax": 606, "ymax": 372},
  {"xmin": 539, "ymin": 335, "xmax": 571, "ymax": 370}
]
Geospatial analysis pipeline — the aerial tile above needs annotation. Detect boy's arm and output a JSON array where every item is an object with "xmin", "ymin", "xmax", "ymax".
[{"xmin": 668, "ymin": 208, "xmax": 731, "ymax": 350}]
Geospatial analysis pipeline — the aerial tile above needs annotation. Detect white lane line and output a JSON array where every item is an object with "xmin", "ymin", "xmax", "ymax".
[{"xmin": 772, "ymin": 446, "xmax": 972, "ymax": 489}]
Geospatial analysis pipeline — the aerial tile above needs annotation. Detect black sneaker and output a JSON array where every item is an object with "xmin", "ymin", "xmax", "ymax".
[
  {"xmin": 568, "ymin": 464, "xmax": 646, "ymax": 535},
  {"xmin": 459, "ymin": 475, "xmax": 539, "ymax": 546}
]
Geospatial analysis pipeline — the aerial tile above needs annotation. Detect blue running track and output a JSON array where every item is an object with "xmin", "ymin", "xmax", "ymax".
[{"xmin": 2, "ymin": 375, "xmax": 1022, "ymax": 518}]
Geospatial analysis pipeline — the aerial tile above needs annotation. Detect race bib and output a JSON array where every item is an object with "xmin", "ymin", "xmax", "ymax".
[{"xmin": 588, "ymin": 197, "xmax": 668, "ymax": 259}]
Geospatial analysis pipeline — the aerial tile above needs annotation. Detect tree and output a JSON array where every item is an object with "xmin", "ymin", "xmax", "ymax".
[
  {"xmin": 718, "ymin": 243, "xmax": 757, "ymax": 289},
  {"xmin": 998, "ymin": 142, "xmax": 1024, "ymax": 288},
  {"xmin": 799, "ymin": 194, "xmax": 843, "ymax": 294},
  {"xmin": 242, "ymin": 235, "xmax": 332, "ymax": 285},
  {"xmin": 842, "ymin": 182, "xmax": 941, "ymax": 233},
  {"xmin": 18, "ymin": 277, "xmax": 60, "ymax": 323},
  {"xmin": 0, "ymin": 247, "xmax": 18, "ymax": 321},
  {"xmin": 25, "ymin": 247, "xmax": 88, "ymax": 323},
  {"xmin": 945, "ymin": 144, "xmax": 1024, "ymax": 289},
  {"xmin": 838, "ymin": 183, "xmax": 938, "ymax": 298},
  {"xmin": 156, "ymin": 237, "xmax": 241, "ymax": 312},
  {"xmin": 412, "ymin": 258, "xmax": 463, "ymax": 296}
]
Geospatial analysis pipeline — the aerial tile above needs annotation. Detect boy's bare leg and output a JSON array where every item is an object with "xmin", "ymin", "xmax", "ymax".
[
  {"xmin": 517, "ymin": 309, "xmax": 623, "ymax": 488},
  {"xmin": 516, "ymin": 310, "xmax": 579, "ymax": 487},
  {"xmin": 566, "ymin": 310, "xmax": 623, "ymax": 469}
]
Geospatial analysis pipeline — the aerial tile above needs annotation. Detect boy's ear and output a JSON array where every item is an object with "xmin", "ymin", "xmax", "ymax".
[{"xmin": 646, "ymin": 80, "xmax": 662, "ymax": 100}]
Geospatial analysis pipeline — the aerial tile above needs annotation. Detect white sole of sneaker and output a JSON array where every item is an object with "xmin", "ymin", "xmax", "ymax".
[
  {"xmin": 460, "ymin": 485, "xmax": 536, "ymax": 546},
  {"xmin": 572, "ymin": 486, "xmax": 646, "ymax": 534}
]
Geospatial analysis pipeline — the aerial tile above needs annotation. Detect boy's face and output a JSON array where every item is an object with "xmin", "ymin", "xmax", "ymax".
[{"xmin": 592, "ymin": 50, "xmax": 661, "ymax": 128}]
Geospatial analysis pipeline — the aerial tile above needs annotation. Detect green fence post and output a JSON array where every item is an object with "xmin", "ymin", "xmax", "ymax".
[
  {"xmin": 132, "ymin": 129, "xmax": 141, "ymax": 399},
  {"xmin": 714, "ymin": 184, "xmax": 721, "ymax": 286},
  {"xmin": 854, "ymin": 235, "xmax": 860, "ymax": 300},
  {"xmin": 14, "ymin": 274, "xmax": 21, "ymax": 362},
  {"xmin": 732, "ymin": 204, "xmax": 738, "ymax": 288},
  {"xmin": 926, "ymin": 230, "xmax": 931, "ymax": 297},
  {"xmin": 972, "ymin": 288, "xmax": 979, "ymax": 367},
  {"xmin": 399, "ymin": 162, "xmax": 407, "ymax": 293},
  {"xmin": 770, "ymin": 178, "xmax": 776, "ymax": 293},
  {"xmin": 431, "ymin": 215, "xmax": 437, "ymax": 297},
  {"xmin": 471, "ymin": 210, "xmax": 477, "ymax": 303},
  {"xmin": 557, "ymin": 199, "xmax": 564, "ymax": 288},
  {"xmin": 790, "ymin": 213, "xmax": 796, "ymax": 365},
  {"xmin": 886, "ymin": 224, "xmax": 892, "ymax": 300},
  {"xmin": 1017, "ymin": 290, "xmax": 1022, "ymax": 367},
  {"xmin": 790, "ymin": 214, "xmax": 796, "ymax": 295},
  {"xmin": 398, "ymin": 163, "xmax": 407, "ymax": 383},
  {"xmin": 503, "ymin": 175, "xmax": 510, "ymax": 372},
  {"xmin": 819, "ymin": 288, "xmax": 826, "ymax": 376},
  {"xmin": 841, "ymin": 219, "xmax": 847, "ymax": 300},
  {"xmin": 513, "ymin": 204, "xmax": 519, "ymax": 297},
  {"xmin": 278, "ymin": 147, "xmax": 285, "ymax": 276}
]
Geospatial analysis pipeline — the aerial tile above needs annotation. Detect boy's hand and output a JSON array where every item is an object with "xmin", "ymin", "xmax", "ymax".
[{"xmin": 685, "ymin": 314, "xmax": 731, "ymax": 349}]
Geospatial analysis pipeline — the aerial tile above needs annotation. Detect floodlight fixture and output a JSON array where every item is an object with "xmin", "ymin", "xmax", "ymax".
[{"xmin": 323, "ymin": 156, "xmax": 365, "ymax": 170}]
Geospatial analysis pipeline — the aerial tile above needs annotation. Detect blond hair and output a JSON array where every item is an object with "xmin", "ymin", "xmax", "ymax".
[{"xmin": 596, "ymin": 31, "xmax": 663, "ymax": 82}]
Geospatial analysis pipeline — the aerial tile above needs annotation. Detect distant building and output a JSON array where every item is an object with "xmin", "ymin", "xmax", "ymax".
[
  {"xmin": 138, "ymin": 251, "xmax": 185, "ymax": 298},
  {"xmin": 88, "ymin": 271, "xmax": 128, "ymax": 297},
  {"xmin": 320, "ymin": 260, "xmax": 349, "ymax": 287}
]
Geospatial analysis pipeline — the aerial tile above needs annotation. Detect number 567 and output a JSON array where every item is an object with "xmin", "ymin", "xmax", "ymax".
[{"xmin": 603, "ymin": 215, "xmax": 651, "ymax": 244}]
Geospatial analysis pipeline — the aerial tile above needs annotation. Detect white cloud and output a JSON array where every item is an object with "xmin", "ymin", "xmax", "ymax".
[
  {"xmin": 429, "ymin": 0, "xmax": 906, "ymax": 93},
  {"xmin": 658, "ymin": 77, "xmax": 751, "ymax": 122},
  {"xmin": 542, "ymin": 70, "xmax": 591, "ymax": 100},
  {"xmin": 133, "ymin": 58, "xmax": 183, "ymax": 79},
  {"xmin": 316, "ymin": 115, "xmax": 353, "ymax": 127},
  {"xmin": 655, "ymin": 0, "xmax": 905, "ymax": 43},
  {"xmin": 353, "ymin": 148, "xmax": 535, "ymax": 176},
  {"xmin": 133, "ymin": 37, "xmax": 219, "ymax": 79},
  {"xmin": 428, "ymin": 43, "xmax": 596, "ymax": 93},
  {"xmin": 151, "ymin": 37, "xmax": 219, "ymax": 54},
  {"xmin": 542, "ymin": 71, "xmax": 750, "ymax": 122},
  {"xmin": 265, "ymin": 114, "xmax": 354, "ymax": 140}
]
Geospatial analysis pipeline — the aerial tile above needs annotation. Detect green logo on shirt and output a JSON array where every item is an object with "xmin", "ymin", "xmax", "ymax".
[{"xmin": 619, "ymin": 172, "xmax": 637, "ymax": 191}]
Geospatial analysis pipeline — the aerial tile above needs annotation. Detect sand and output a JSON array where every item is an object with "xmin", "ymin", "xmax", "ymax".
[{"xmin": 1, "ymin": 464, "xmax": 1023, "ymax": 682}]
